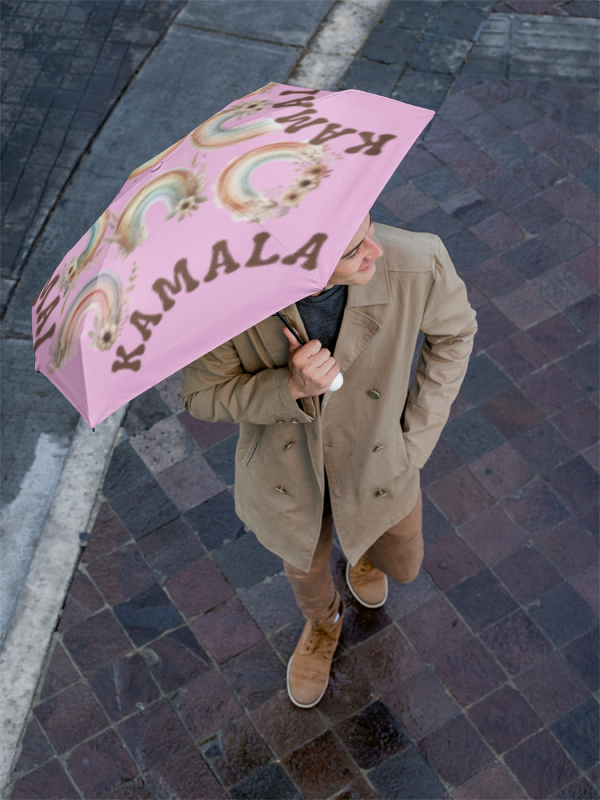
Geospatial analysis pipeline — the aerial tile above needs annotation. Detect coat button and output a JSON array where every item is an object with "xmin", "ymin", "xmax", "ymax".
[
  {"xmin": 275, "ymin": 420, "xmax": 285, "ymax": 424},
  {"xmin": 284, "ymin": 442, "xmax": 294, "ymax": 451},
  {"xmin": 374, "ymin": 444, "xmax": 385, "ymax": 451},
  {"xmin": 375, "ymin": 489, "xmax": 387, "ymax": 497},
  {"xmin": 367, "ymin": 389, "xmax": 381, "ymax": 399},
  {"xmin": 275, "ymin": 486, "xmax": 287, "ymax": 494},
  {"xmin": 291, "ymin": 420, "xmax": 298, "ymax": 424}
]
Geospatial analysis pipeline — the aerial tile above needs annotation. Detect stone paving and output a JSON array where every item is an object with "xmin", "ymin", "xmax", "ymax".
[
  {"xmin": 492, "ymin": 0, "xmax": 598, "ymax": 16},
  {"xmin": 469, "ymin": 12, "xmax": 599, "ymax": 84},
  {"xmin": 0, "ymin": 0, "xmax": 185, "ymax": 307},
  {"xmin": 7, "ymin": 1, "xmax": 600, "ymax": 799}
]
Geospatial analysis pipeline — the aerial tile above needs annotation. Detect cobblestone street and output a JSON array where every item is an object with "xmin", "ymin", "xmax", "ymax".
[
  {"xmin": 0, "ymin": 0, "xmax": 184, "ymax": 303},
  {"xmin": 4, "ymin": 1, "xmax": 600, "ymax": 798}
]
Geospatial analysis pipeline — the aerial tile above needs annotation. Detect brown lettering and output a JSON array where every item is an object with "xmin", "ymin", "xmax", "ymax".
[
  {"xmin": 282, "ymin": 115, "xmax": 328, "ymax": 134},
  {"xmin": 152, "ymin": 258, "xmax": 199, "ymax": 311},
  {"xmin": 309, "ymin": 123, "xmax": 357, "ymax": 145},
  {"xmin": 204, "ymin": 240, "xmax": 241, "ymax": 283},
  {"xmin": 279, "ymin": 89, "xmax": 320, "ymax": 96},
  {"xmin": 345, "ymin": 132, "xmax": 397, "ymax": 156},
  {"xmin": 111, "ymin": 344, "xmax": 145, "ymax": 372},
  {"xmin": 246, "ymin": 232, "xmax": 280, "ymax": 267},
  {"xmin": 272, "ymin": 96, "xmax": 317, "ymax": 109},
  {"xmin": 282, "ymin": 233, "xmax": 328, "ymax": 272},
  {"xmin": 34, "ymin": 323, "xmax": 56, "ymax": 355},
  {"xmin": 274, "ymin": 108, "xmax": 318, "ymax": 123},
  {"xmin": 130, "ymin": 310, "xmax": 162, "ymax": 342},
  {"xmin": 33, "ymin": 274, "xmax": 59, "ymax": 309},
  {"xmin": 273, "ymin": 109, "xmax": 323, "ymax": 135},
  {"xmin": 35, "ymin": 295, "xmax": 59, "ymax": 338}
]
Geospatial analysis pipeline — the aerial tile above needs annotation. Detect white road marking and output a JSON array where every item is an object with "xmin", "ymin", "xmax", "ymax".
[
  {"xmin": 0, "ymin": 410, "xmax": 124, "ymax": 794},
  {"xmin": 289, "ymin": 0, "xmax": 390, "ymax": 90}
]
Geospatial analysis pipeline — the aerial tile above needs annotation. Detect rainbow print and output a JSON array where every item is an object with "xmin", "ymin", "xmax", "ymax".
[
  {"xmin": 190, "ymin": 99, "xmax": 280, "ymax": 149},
  {"xmin": 51, "ymin": 272, "xmax": 123, "ymax": 372},
  {"xmin": 60, "ymin": 210, "xmax": 110, "ymax": 294},
  {"xmin": 114, "ymin": 168, "xmax": 206, "ymax": 255},
  {"xmin": 127, "ymin": 138, "xmax": 186, "ymax": 181},
  {"xmin": 214, "ymin": 141, "xmax": 331, "ymax": 223}
]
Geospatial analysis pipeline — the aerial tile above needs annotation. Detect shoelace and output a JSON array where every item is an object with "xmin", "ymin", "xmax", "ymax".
[
  {"xmin": 358, "ymin": 554, "xmax": 373, "ymax": 574},
  {"xmin": 306, "ymin": 623, "xmax": 339, "ymax": 656}
]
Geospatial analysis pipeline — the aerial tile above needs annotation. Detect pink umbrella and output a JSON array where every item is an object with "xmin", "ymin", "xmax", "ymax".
[{"xmin": 32, "ymin": 82, "xmax": 434, "ymax": 428}]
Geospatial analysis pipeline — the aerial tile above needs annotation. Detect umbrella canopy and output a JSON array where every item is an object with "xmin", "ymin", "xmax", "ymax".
[{"xmin": 32, "ymin": 82, "xmax": 434, "ymax": 427}]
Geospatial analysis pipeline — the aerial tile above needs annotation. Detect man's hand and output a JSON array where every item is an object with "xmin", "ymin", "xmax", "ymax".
[{"xmin": 283, "ymin": 327, "xmax": 341, "ymax": 399}]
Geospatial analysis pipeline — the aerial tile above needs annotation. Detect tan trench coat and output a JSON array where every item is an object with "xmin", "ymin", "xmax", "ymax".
[{"xmin": 182, "ymin": 223, "xmax": 477, "ymax": 572}]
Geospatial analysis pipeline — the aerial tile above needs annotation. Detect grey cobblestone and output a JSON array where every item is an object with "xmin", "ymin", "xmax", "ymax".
[
  {"xmin": 341, "ymin": 0, "xmax": 489, "ymax": 107},
  {"xmin": 342, "ymin": 1, "xmax": 599, "ymax": 132},
  {"xmin": 0, "ymin": 0, "xmax": 185, "ymax": 283},
  {"xmin": 469, "ymin": 13, "xmax": 600, "ymax": 82},
  {"xmin": 361, "ymin": 22, "xmax": 417, "ymax": 64},
  {"xmin": 428, "ymin": 1, "xmax": 490, "ymax": 40}
]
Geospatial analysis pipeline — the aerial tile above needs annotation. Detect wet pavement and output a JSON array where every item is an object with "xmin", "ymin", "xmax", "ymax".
[
  {"xmin": 1, "ymin": 0, "xmax": 185, "ymax": 294},
  {"xmin": 7, "ymin": 0, "xmax": 600, "ymax": 798}
]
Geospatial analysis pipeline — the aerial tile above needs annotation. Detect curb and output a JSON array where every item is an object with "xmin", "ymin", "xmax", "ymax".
[
  {"xmin": 290, "ymin": 0, "xmax": 389, "ymax": 89},
  {"xmin": 0, "ymin": 408, "xmax": 125, "ymax": 795}
]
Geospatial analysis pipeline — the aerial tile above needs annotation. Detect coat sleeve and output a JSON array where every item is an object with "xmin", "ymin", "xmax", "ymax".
[
  {"xmin": 181, "ymin": 338, "xmax": 316, "ymax": 425},
  {"xmin": 402, "ymin": 236, "xmax": 477, "ymax": 468}
]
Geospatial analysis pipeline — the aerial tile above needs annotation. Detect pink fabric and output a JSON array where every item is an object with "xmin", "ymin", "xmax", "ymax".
[{"xmin": 32, "ymin": 83, "xmax": 434, "ymax": 427}]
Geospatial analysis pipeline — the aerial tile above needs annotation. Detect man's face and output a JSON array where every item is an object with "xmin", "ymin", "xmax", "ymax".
[{"xmin": 327, "ymin": 211, "xmax": 383, "ymax": 288}]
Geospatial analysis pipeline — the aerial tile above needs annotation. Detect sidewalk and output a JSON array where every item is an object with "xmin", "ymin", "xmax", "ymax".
[{"xmin": 7, "ymin": 1, "xmax": 600, "ymax": 798}]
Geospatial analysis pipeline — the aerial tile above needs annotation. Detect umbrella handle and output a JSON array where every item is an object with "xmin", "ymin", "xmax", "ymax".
[
  {"xmin": 328, "ymin": 373, "xmax": 344, "ymax": 392},
  {"xmin": 275, "ymin": 312, "xmax": 343, "ymax": 392},
  {"xmin": 275, "ymin": 312, "xmax": 305, "ymax": 346}
]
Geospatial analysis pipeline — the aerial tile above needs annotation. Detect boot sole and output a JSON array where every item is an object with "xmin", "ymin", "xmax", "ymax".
[
  {"xmin": 286, "ymin": 655, "xmax": 329, "ymax": 709},
  {"xmin": 345, "ymin": 561, "xmax": 388, "ymax": 608}
]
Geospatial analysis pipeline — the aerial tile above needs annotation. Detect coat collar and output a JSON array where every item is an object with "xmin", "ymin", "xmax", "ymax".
[{"xmin": 274, "ymin": 240, "xmax": 391, "ymax": 412}]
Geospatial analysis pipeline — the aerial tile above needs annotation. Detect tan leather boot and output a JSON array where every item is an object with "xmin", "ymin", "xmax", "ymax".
[
  {"xmin": 286, "ymin": 599, "xmax": 344, "ymax": 708},
  {"xmin": 346, "ymin": 554, "xmax": 388, "ymax": 608}
]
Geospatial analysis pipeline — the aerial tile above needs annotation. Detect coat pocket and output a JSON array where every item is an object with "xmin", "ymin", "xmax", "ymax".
[
  {"xmin": 244, "ymin": 427, "xmax": 264, "ymax": 468},
  {"xmin": 395, "ymin": 422, "xmax": 410, "ymax": 465}
]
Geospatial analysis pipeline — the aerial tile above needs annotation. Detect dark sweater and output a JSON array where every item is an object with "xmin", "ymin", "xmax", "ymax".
[{"xmin": 296, "ymin": 284, "xmax": 348, "ymax": 354}]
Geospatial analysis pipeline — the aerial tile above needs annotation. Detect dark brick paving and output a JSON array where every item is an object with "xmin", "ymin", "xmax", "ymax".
[
  {"xmin": 8, "ymin": 0, "xmax": 600, "ymax": 798},
  {"xmin": 493, "ymin": 0, "xmax": 600, "ymax": 15},
  {"xmin": 0, "ymin": 0, "xmax": 184, "ymax": 300},
  {"xmin": 341, "ymin": 0, "xmax": 477, "ymax": 110}
]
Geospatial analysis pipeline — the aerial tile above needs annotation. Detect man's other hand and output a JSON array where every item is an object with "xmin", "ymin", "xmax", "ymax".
[{"xmin": 284, "ymin": 327, "xmax": 341, "ymax": 399}]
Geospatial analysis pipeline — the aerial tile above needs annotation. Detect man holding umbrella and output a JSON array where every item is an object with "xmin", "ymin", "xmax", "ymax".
[
  {"xmin": 182, "ymin": 209, "xmax": 476, "ymax": 708},
  {"xmin": 32, "ymin": 80, "xmax": 475, "ymax": 709}
]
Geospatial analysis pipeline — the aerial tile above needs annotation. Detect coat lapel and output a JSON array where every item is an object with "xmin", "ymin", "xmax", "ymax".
[
  {"xmin": 252, "ymin": 236, "xmax": 392, "ymax": 412},
  {"xmin": 252, "ymin": 306, "xmax": 310, "ymax": 368},
  {"xmin": 321, "ymin": 251, "xmax": 392, "ymax": 412}
]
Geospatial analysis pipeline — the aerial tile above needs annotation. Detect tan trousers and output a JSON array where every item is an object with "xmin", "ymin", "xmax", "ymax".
[{"xmin": 284, "ymin": 489, "xmax": 424, "ymax": 625}]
